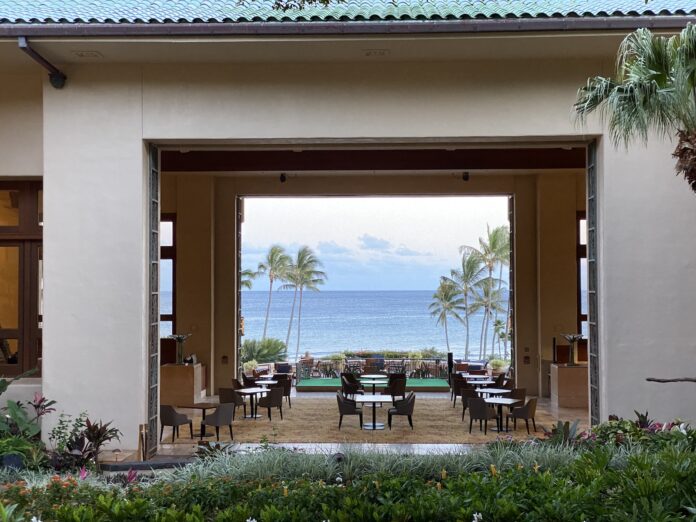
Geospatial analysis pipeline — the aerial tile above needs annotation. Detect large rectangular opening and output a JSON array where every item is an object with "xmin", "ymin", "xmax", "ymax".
[{"xmin": 153, "ymin": 141, "xmax": 592, "ymax": 450}]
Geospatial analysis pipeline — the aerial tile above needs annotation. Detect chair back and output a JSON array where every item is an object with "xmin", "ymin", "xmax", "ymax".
[
  {"xmin": 159, "ymin": 405, "xmax": 178, "ymax": 425},
  {"xmin": 207, "ymin": 403, "xmax": 235, "ymax": 426},
  {"xmin": 468, "ymin": 397, "xmax": 491, "ymax": 420},
  {"xmin": 363, "ymin": 365, "xmax": 380, "ymax": 375},
  {"xmin": 341, "ymin": 372, "xmax": 359, "ymax": 385},
  {"xmin": 455, "ymin": 363, "xmax": 469, "ymax": 372},
  {"xmin": 396, "ymin": 391, "xmax": 416, "ymax": 415},
  {"xmin": 341, "ymin": 375, "xmax": 360, "ymax": 394},
  {"xmin": 388, "ymin": 372, "xmax": 406, "ymax": 383},
  {"xmin": 509, "ymin": 388, "xmax": 526, "ymax": 402},
  {"xmin": 275, "ymin": 362, "xmax": 292, "ymax": 373},
  {"xmin": 231, "ymin": 378, "xmax": 244, "ymax": 390},
  {"xmin": 527, "ymin": 398, "xmax": 537, "ymax": 417},
  {"xmin": 460, "ymin": 388, "xmax": 477, "ymax": 403},
  {"xmin": 389, "ymin": 378, "xmax": 407, "ymax": 396},
  {"xmin": 336, "ymin": 392, "xmax": 358, "ymax": 414},
  {"xmin": 267, "ymin": 387, "xmax": 284, "ymax": 407},
  {"xmin": 494, "ymin": 373, "xmax": 506, "ymax": 387},
  {"xmin": 280, "ymin": 378, "xmax": 291, "ymax": 397},
  {"xmin": 242, "ymin": 374, "xmax": 257, "ymax": 387},
  {"xmin": 468, "ymin": 369, "xmax": 487, "ymax": 375},
  {"xmin": 219, "ymin": 387, "xmax": 243, "ymax": 405}
]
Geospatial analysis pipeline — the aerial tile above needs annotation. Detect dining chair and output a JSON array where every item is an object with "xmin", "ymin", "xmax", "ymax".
[
  {"xmin": 159, "ymin": 405, "xmax": 193, "ymax": 443},
  {"xmin": 460, "ymin": 388, "xmax": 478, "ymax": 421},
  {"xmin": 201, "ymin": 403, "xmax": 234, "ymax": 441},
  {"xmin": 341, "ymin": 375, "xmax": 364, "ymax": 399},
  {"xmin": 382, "ymin": 377, "xmax": 406, "ymax": 403},
  {"xmin": 219, "ymin": 387, "xmax": 247, "ymax": 420},
  {"xmin": 468, "ymin": 397, "xmax": 497, "ymax": 435},
  {"xmin": 506, "ymin": 398, "xmax": 537, "ymax": 434},
  {"xmin": 336, "ymin": 392, "xmax": 363, "ymax": 429},
  {"xmin": 241, "ymin": 374, "xmax": 257, "ymax": 388},
  {"xmin": 451, "ymin": 373, "xmax": 467, "ymax": 406},
  {"xmin": 257, "ymin": 387, "xmax": 284, "ymax": 420},
  {"xmin": 387, "ymin": 392, "xmax": 416, "ymax": 429}
]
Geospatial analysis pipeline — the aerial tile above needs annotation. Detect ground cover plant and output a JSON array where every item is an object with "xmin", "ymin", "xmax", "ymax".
[{"xmin": 1, "ymin": 412, "xmax": 695, "ymax": 521}]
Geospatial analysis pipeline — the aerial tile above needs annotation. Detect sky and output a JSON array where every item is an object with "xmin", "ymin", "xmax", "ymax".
[{"xmin": 242, "ymin": 196, "xmax": 509, "ymax": 291}]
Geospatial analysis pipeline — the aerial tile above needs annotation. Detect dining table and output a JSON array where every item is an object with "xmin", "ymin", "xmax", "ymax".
[
  {"xmin": 354, "ymin": 394, "xmax": 387, "ymax": 430},
  {"xmin": 359, "ymin": 377, "xmax": 388, "ymax": 395},
  {"xmin": 475, "ymin": 387, "xmax": 511, "ymax": 397},
  {"xmin": 257, "ymin": 380, "xmax": 278, "ymax": 387},
  {"xmin": 175, "ymin": 401, "xmax": 218, "ymax": 437},
  {"xmin": 484, "ymin": 397, "xmax": 523, "ymax": 432},
  {"xmin": 236, "ymin": 387, "xmax": 268, "ymax": 419}
]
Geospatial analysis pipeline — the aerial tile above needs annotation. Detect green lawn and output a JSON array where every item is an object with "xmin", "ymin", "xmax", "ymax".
[{"xmin": 296, "ymin": 377, "xmax": 449, "ymax": 389}]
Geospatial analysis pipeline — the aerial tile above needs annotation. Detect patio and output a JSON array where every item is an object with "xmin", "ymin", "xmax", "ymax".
[{"xmin": 149, "ymin": 394, "xmax": 588, "ymax": 457}]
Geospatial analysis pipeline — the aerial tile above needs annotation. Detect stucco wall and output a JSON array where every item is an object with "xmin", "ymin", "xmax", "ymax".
[
  {"xmin": 18, "ymin": 51, "xmax": 695, "ymax": 449},
  {"xmin": 41, "ymin": 66, "xmax": 149, "ymax": 447},
  {"xmin": 598, "ymin": 136, "xmax": 696, "ymax": 421},
  {"xmin": 0, "ymin": 70, "xmax": 43, "ymax": 178}
]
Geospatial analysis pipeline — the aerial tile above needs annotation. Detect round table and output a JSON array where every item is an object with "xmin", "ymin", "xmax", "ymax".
[
  {"xmin": 236, "ymin": 387, "xmax": 268, "ymax": 419},
  {"xmin": 355, "ymin": 394, "xmax": 387, "ymax": 430},
  {"xmin": 360, "ymin": 377, "xmax": 388, "ymax": 395}
]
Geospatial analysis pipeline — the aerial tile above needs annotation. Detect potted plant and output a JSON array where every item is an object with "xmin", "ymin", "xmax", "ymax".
[{"xmin": 488, "ymin": 358, "xmax": 509, "ymax": 375}]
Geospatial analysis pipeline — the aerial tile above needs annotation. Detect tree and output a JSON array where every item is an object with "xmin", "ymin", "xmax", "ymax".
[
  {"xmin": 428, "ymin": 280, "xmax": 465, "ymax": 352},
  {"xmin": 256, "ymin": 245, "xmax": 291, "ymax": 340},
  {"xmin": 462, "ymin": 225, "xmax": 510, "ymax": 355},
  {"xmin": 469, "ymin": 278, "xmax": 505, "ymax": 359},
  {"xmin": 280, "ymin": 263, "xmax": 301, "ymax": 349},
  {"xmin": 442, "ymin": 247, "xmax": 486, "ymax": 359},
  {"xmin": 240, "ymin": 268, "xmax": 257, "ymax": 290},
  {"xmin": 575, "ymin": 24, "xmax": 696, "ymax": 194},
  {"xmin": 290, "ymin": 247, "xmax": 327, "ymax": 363}
]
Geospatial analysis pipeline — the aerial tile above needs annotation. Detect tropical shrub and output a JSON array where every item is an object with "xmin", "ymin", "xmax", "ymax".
[
  {"xmin": 241, "ymin": 360, "xmax": 257, "ymax": 374},
  {"xmin": 239, "ymin": 338, "xmax": 287, "ymax": 364}
]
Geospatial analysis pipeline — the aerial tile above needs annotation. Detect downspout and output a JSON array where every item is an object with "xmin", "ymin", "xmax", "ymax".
[{"xmin": 17, "ymin": 36, "xmax": 67, "ymax": 89}]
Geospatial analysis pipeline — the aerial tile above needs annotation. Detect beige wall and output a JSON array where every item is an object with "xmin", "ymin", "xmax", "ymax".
[
  {"xmin": 0, "ymin": 42, "xmax": 689, "ymax": 448},
  {"xmin": 0, "ymin": 70, "xmax": 43, "ymax": 178}
]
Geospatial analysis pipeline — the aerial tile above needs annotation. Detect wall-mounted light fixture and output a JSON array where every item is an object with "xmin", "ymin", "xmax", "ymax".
[
  {"xmin": 279, "ymin": 173, "xmax": 287, "ymax": 183},
  {"xmin": 461, "ymin": 171, "xmax": 470, "ymax": 182}
]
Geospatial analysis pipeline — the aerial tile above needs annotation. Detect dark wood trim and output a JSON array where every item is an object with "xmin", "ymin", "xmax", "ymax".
[
  {"xmin": 0, "ymin": 182, "xmax": 42, "ymax": 376},
  {"xmin": 160, "ymin": 213, "xmax": 176, "ymax": 334}
]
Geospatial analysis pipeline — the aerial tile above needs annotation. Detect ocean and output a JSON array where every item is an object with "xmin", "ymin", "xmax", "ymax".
[{"xmin": 239, "ymin": 290, "xmax": 509, "ymax": 361}]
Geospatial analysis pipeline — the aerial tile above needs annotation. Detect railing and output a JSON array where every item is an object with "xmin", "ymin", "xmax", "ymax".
[{"xmin": 295, "ymin": 358, "xmax": 450, "ymax": 383}]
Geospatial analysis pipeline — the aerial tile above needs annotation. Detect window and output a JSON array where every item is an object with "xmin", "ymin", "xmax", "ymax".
[
  {"xmin": 0, "ymin": 182, "xmax": 42, "ymax": 376},
  {"xmin": 577, "ymin": 212, "xmax": 588, "ymax": 337},
  {"xmin": 160, "ymin": 214, "xmax": 176, "ymax": 337}
]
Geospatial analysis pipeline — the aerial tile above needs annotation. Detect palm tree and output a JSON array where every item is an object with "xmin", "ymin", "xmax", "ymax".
[
  {"xmin": 469, "ymin": 278, "xmax": 505, "ymax": 359},
  {"xmin": 462, "ymin": 225, "xmax": 509, "ymax": 355},
  {"xmin": 442, "ymin": 247, "xmax": 486, "ymax": 360},
  {"xmin": 256, "ymin": 245, "xmax": 291, "ymax": 340},
  {"xmin": 290, "ymin": 247, "xmax": 327, "ymax": 363},
  {"xmin": 575, "ymin": 24, "xmax": 696, "ymax": 194},
  {"xmin": 240, "ymin": 268, "xmax": 257, "ymax": 290},
  {"xmin": 280, "ymin": 264, "xmax": 301, "ymax": 349},
  {"xmin": 240, "ymin": 338, "xmax": 288, "ymax": 364},
  {"xmin": 429, "ymin": 280, "xmax": 465, "ymax": 352}
]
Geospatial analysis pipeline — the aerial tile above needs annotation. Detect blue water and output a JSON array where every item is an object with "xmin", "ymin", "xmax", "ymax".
[{"xmin": 239, "ymin": 290, "xmax": 510, "ymax": 361}]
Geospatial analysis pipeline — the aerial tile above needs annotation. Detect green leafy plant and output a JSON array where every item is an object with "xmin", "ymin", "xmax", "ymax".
[
  {"xmin": 240, "ymin": 338, "xmax": 287, "ymax": 364},
  {"xmin": 83, "ymin": 419, "xmax": 121, "ymax": 467},
  {"xmin": 488, "ymin": 358, "xmax": 509, "ymax": 371},
  {"xmin": 242, "ymin": 359, "xmax": 258, "ymax": 374}
]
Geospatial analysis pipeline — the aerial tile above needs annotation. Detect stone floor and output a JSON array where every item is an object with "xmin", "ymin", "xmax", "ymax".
[{"xmin": 101, "ymin": 393, "xmax": 589, "ymax": 463}]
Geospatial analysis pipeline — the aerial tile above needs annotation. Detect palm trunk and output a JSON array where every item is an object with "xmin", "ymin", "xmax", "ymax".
[
  {"xmin": 478, "ymin": 309, "xmax": 485, "ymax": 359},
  {"xmin": 262, "ymin": 276, "xmax": 274, "ymax": 340},
  {"xmin": 444, "ymin": 315, "xmax": 450, "ymax": 352},
  {"xmin": 482, "ymin": 308, "xmax": 490, "ymax": 358},
  {"xmin": 464, "ymin": 291, "xmax": 470, "ymax": 360},
  {"xmin": 293, "ymin": 286, "xmax": 304, "ymax": 363},
  {"xmin": 285, "ymin": 286, "xmax": 298, "ymax": 348},
  {"xmin": 503, "ymin": 309, "xmax": 510, "ymax": 360}
]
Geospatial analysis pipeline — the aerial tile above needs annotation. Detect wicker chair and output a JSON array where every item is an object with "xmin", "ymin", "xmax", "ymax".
[
  {"xmin": 387, "ymin": 392, "xmax": 416, "ymax": 430},
  {"xmin": 159, "ymin": 405, "xmax": 192, "ymax": 443},
  {"xmin": 336, "ymin": 392, "xmax": 363, "ymax": 429},
  {"xmin": 219, "ymin": 387, "xmax": 247, "ymax": 420},
  {"xmin": 201, "ymin": 403, "xmax": 234, "ymax": 441},
  {"xmin": 506, "ymin": 398, "xmax": 537, "ymax": 434},
  {"xmin": 467, "ymin": 397, "xmax": 498, "ymax": 434},
  {"xmin": 460, "ymin": 388, "xmax": 478, "ymax": 421}
]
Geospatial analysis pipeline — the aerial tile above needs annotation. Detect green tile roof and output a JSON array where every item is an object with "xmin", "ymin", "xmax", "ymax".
[{"xmin": 1, "ymin": 0, "xmax": 695, "ymax": 25}]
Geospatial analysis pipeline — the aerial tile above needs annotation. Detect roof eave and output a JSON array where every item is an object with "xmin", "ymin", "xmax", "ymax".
[{"xmin": 1, "ymin": 15, "xmax": 695, "ymax": 38}]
